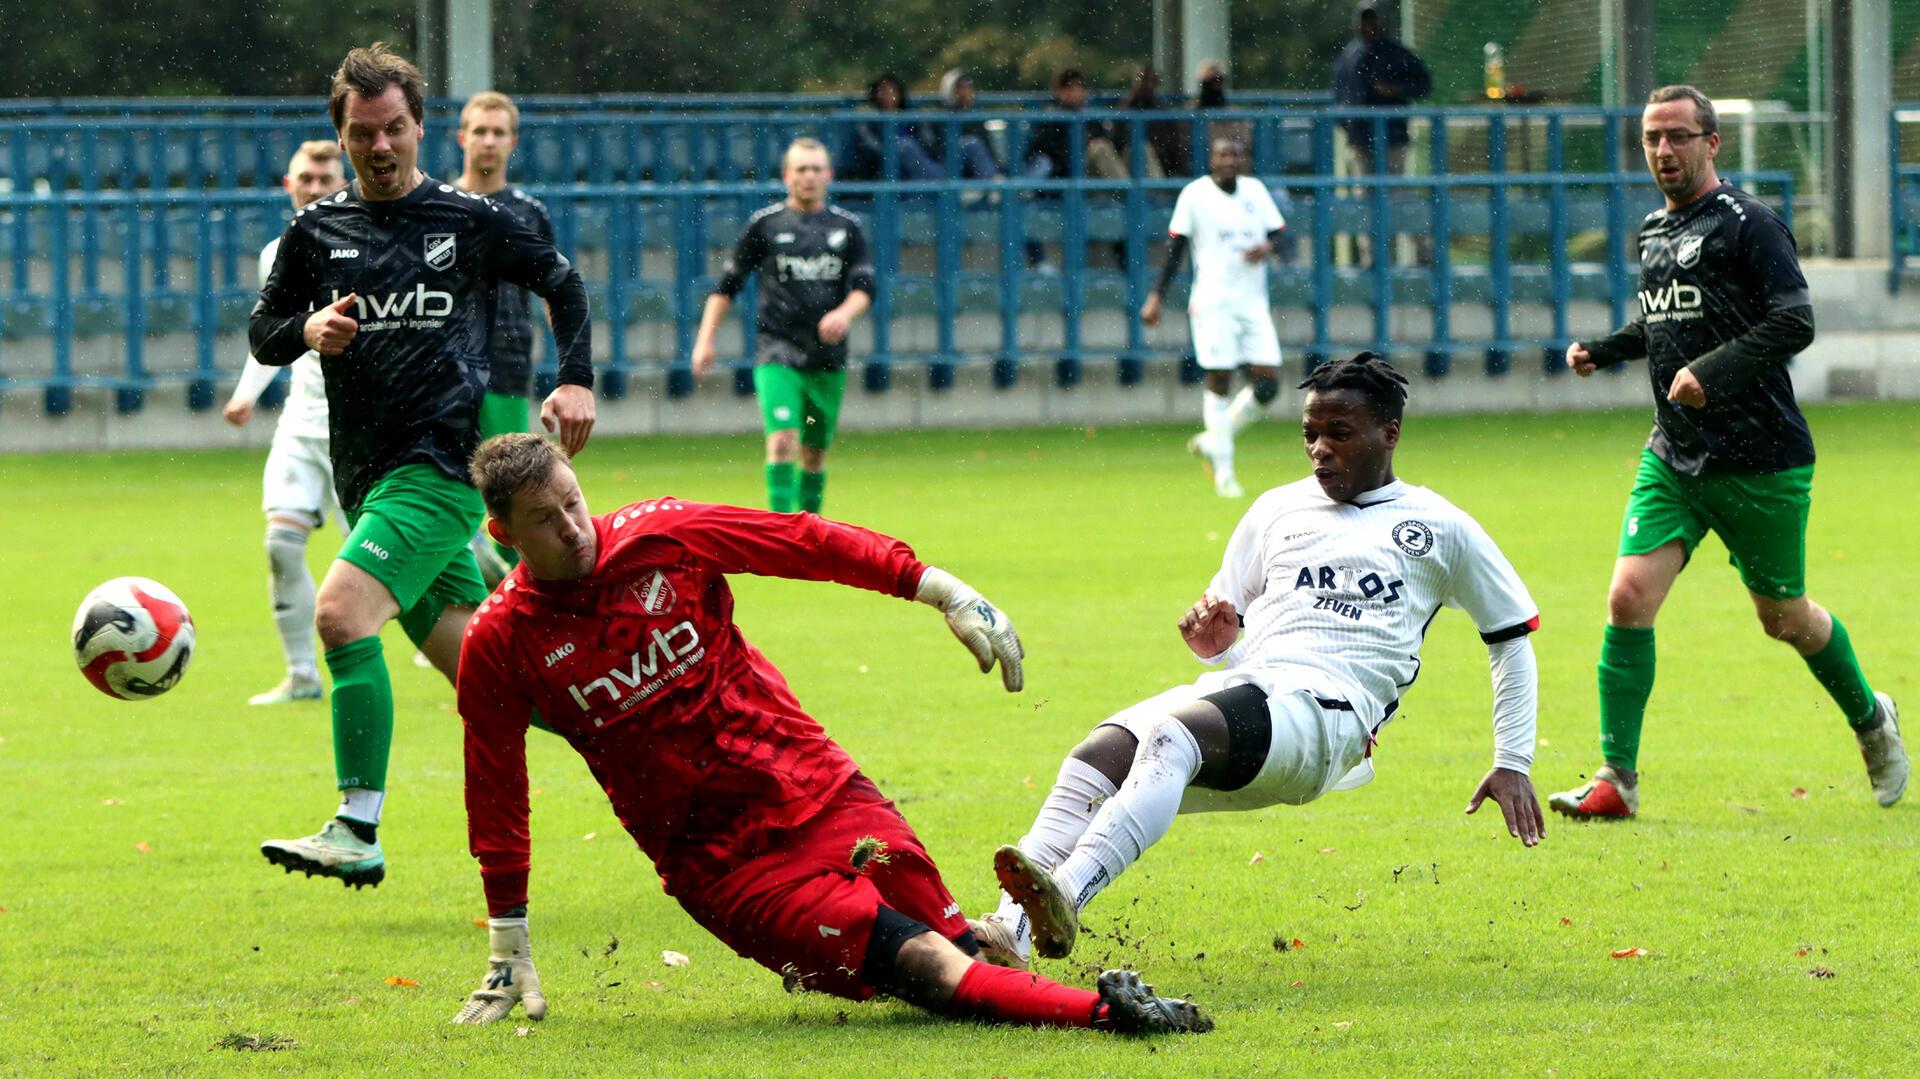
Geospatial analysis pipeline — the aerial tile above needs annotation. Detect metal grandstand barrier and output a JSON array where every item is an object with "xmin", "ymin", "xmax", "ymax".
[
  {"xmin": 1891, "ymin": 105, "xmax": 1920, "ymax": 293},
  {"xmin": 0, "ymin": 166, "xmax": 1795, "ymax": 417}
]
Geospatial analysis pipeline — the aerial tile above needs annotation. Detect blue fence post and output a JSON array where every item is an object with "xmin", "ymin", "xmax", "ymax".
[
  {"xmin": 932, "ymin": 177, "xmax": 960, "ymax": 389},
  {"xmin": 995, "ymin": 169, "xmax": 1023, "ymax": 388},
  {"xmin": 1057, "ymin": 171, "xmax": 1086, "ymax": 389},
  {"xmin": 1485, "ymin": 116, "xmax": 1511, "ymax": 376},
  {"xmin": 668, "ymin": 189, "xmax": 699, "ymax": 398},
  {"xmin": 1426, "ymin": 120, "xmax": 1452, "ymax": 378},
  {"xmin": 46, "ymin": 195, "xmax": 73, "ymax": 415},
  {"xmin": 1891, "ymin": 110, "xmax": 1904, "ymax": 293},
  {"xmin": 1367, "ymin": 114, "xmax": 1391, "ymax": 359},
  {"xmin": 188, "ymin": 196, "xmax": 216, "ymax": 410},
  {"xmin": 602, "ymin": 190, "xmax": 630, "ymax": 400},
  {"xmin": 120, "ymin": 191, "xmax": 147, "ymax": 413},
  {"xmin": 1605, "ymin": 173, "xmax": 1630, "ymax": 336},
  {"xmin": 1308, "ymin": 120, "xmax": 1335, "ymax": 369},
  {"xmin": 1545, "ymin": 116, "xmax": 1570, "ymax": 373},
  {"xmin": 1121, "ymin": 164, "xmax": 1149, "ymax": 386},
  {"xmin": 867, "ymin": 180, "xmax": 898, "ymax": 394}
]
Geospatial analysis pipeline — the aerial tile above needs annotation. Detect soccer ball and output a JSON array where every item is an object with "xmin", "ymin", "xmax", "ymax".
[{"xmin": 72, "ymin": 577, "xmax": 195, "ymax": 700}]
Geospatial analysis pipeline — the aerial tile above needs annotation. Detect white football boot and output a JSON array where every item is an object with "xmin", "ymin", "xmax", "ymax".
[{"xmin": 1857, "ymin": 692, "xmax": 1908, "ymax": 808}]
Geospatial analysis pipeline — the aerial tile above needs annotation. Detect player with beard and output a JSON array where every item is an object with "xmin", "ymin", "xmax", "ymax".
[
  {"xmin": 1549, "ymin": 85, "xmax": 1906, "ymax": 819},
  {"xmin": 248, "ymin": 43, "xmax": 596, "ymax": 887},
  {"xmin": 447, "ymin": 433, "xmax": 1212, "ymax": 1036},
  {"xmin": 977, "ymin": 353, "xmax": 1544, "ymax": 967}
]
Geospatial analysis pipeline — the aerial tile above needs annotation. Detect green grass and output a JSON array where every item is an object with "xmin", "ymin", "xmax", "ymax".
[{"xmin": 4, "ymin": 404, "xmax": 1918, "ymax": 1075}]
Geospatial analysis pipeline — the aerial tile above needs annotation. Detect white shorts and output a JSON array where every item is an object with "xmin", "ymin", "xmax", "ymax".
[
  {"xmin": 261, "ymin": 433, "xmax": 337, "ymax": 529},
  {"xmin": 1097, "ymin": 667, "xmax": 1371, "ymax": 814},
  {"xmin": 1189, "ymin": 306, "xmax": 1282, "ymax": 371}
]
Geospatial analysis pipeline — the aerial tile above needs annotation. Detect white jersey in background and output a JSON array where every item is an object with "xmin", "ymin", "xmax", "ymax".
[
  {"xmin": 1206, "ymin": 477, "xmax": 1539, "ymax": 753},
  {"xmin": 1167, "ymin": 174, "xmax": 1285, "ymax": 312},
  {"xmin": 231, "ymin": 237, "xmax": 329, "ymax": 441}
]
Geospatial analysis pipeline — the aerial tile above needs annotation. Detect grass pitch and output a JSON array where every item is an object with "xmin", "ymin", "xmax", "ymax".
[{"xmin": 3, "ymin": 404, "xmax": 1917, "ymax": 1076}]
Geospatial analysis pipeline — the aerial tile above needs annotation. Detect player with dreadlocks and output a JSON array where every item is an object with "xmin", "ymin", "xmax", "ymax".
[{"xmin": 973, "ymin": 353, "xmax": 1547, "ymax": 967}]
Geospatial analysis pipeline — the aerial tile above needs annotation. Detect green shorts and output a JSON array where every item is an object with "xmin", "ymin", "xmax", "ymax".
[
  {"xmin": 1617, "ymin": 448, "xmax": 1813, "ymax": 600},
  {"xmin": 754, "ymin": 364, "xmax": 847, "ymax": 450},
  {"xmin": 338, "ymin": 463, "xmax": 489, "ymax": 645},
  {"xmin": 477, "ymin": 391, "xmax": 532, "ymax": 441}
]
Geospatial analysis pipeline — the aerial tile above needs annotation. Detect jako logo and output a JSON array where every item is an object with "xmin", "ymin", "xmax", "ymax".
[
  {"xmin": 566, "ymin": 622, "xmax": 701, "ymax": 710},
  {"xmin": 1637, "ymin": 280, "xmax": 1702, "ymax": 314},
  {"xmin": 330, "ymin": 248, "xmax": 360, "ymax": 260},
  {"xmin": 543, "ymin": 642, "xmax": 575, "ymax": 668},
  {"xmin": 331, "ymin": 285, "xmax": 453, "ymax": 320},
  {"xmin": 359, "ymin": 539, "xmax": 389, "ymax": 560}
]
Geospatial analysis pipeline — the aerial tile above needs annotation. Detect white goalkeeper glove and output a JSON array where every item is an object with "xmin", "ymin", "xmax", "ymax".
[
  {"xmin": 451, "ymin": 917, "xmax": 548, "ymax": 1025},
  {"xmin": 915, "ymin": 567, "xmax": 1024, "ymax": 692}
]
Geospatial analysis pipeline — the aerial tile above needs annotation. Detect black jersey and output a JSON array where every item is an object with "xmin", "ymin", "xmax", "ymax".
[
  {"xmin": 249, "ymin": 176, "xmax": 592, "ymax": 512},
  {"xmin": 477, "ymin": 186, "xmax": 555, "ymax": 398},
  {"xmin": 1597, "ymin": 183, "xmax": 1815, "ymax": 475},
  {"xmin": 713, "ymin": 201, "xmax": 874, "ymax": 371}
]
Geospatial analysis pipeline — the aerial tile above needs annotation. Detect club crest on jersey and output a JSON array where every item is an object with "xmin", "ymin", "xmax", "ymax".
[
  {"xmin": 424, "ymin": 232, "xmax": 456, "ymax": 271},
  {"xmin": 634, "ymin": 570, "xmax": 677, "ymax": 615},
  {"xmin": 1392, "ymin": 520, "xmax": 1435, "ymax": 557},
  {"xmin": 826, "ymin": 229, "xmax": 847, "ymax": 250},
  {"xmin": 1675, "ymin": 233, "xmax": 1704, "ymax": 269}
]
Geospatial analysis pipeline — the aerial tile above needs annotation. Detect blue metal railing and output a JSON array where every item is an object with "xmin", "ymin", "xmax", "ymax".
[
  {"xmin": 1891, "ymin": 104, "xmax": 1920, "ymax": 292},
  {"xmin": 4, "ymin": 105, "xmax": 1655, "ymax": 192},
  {"xmin": 0, "ymin": 168, "xmax": 1795, "ymax": 417}
]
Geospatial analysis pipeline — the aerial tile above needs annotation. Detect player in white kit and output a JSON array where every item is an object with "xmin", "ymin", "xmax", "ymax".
[
  {"xmin": 974, "ymin": 353, "xmax": 1547, "ymax": 966},
  {"xmin": 1141, "ymin": 136, "xmax": 1286, "ymax": 498},
  {"xmin": 222, "ymin": 141, "xmax": 348, "ymax": 705}
]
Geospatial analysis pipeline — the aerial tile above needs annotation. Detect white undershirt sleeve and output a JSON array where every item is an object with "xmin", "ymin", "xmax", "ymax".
[
  {"xmin": 231, "ymin": 356, "xmax": 280, "ymax": 405},
  {"xmin": 1487, "ymin": 635, "xmax": 1537, "ymax": 774}
]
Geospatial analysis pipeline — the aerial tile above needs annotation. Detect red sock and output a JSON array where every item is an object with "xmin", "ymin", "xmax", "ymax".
[{"xmin": 949, "ymin": 962, "xmax": 1102, "ymax": 1028}]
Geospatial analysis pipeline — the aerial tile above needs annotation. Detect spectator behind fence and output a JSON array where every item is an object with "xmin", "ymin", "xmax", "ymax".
[
  {"xmin": 928, "ymin": 69, "xmax": 1004, "ymax": 179},
  {"xmin": 844, "ymin": 73, "xmax": 946, "ymax": 182},
  {"xmin": 1331, "ymin": 1, "xmax": 1431, "ymax": 176},
  {"xmin": 1191, "ymin": 59, "xmax": 1250, "ymax": 150},
  {"xmin": 1025, "ymin": 67, "xmax": 1128, "ymax": 180},
  {"xmin": 1112, "ymin": 65, "xmax": 1181, "ymax": 178}
]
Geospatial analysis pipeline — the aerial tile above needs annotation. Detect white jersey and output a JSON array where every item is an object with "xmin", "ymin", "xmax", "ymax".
[
  {"xmin": 232, "ymin": 237, "xmax": 329, "ymax": 441},
  {"xmin": 1206, "ymin": 477, "xmax": 1538, "ymax": 740},
  {"xmin": 1167, "ymin": 174, "xmax": 1285, "ymax": 313}
]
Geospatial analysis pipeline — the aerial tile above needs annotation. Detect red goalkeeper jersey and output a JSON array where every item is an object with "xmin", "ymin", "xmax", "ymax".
[{"xmin": 457, "ymin": 499, "xmax": 929, "ymax": 915}]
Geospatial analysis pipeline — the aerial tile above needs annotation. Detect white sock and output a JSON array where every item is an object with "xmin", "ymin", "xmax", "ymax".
[
  {"xmin": 337, "ymin": 788, "xmax": 385, "ymax": 825},
  {"xmin": 1225, "ymin": 384, "xmax": 1267, "ymax": 434},
  {"xmin": 1052, "ymin": 717, "xmax": 1201, "ymax": 914},
  {"xmin": 1202, "ymin": 390, "xmax": 1235, "ymax": 479},
  {"xmin": 265, "ymin": 525, "xmax": 319, "ymax": 682},
  {"xmin": 994, "ymin": 756, "xmax": 1119, "ymax": 953}
]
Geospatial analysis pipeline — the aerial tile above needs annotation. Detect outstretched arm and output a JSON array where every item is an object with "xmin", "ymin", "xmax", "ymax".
[{"xmin": 1463, "ymin": 635, "xmax": 1544, "ymax": 847}]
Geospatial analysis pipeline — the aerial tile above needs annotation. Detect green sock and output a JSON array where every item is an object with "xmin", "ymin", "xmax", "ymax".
[
  {"xmin": 765, "ymin": 461, "xmax": 797, "ymax": 512},
  {"xmin": 324, "ymin": 636, "xmax": 393, "ymax": 792},
  {"xmin": 1804, "ymin": 616, "xmax": 1877, "ymax": 729},
  {"xmin": 799, "ymin": 469, "xmax": 827, "ymax": 514},
  {"xmin": 1597, "ymin": 624, "xmax": 1656, "ymax": 772}
]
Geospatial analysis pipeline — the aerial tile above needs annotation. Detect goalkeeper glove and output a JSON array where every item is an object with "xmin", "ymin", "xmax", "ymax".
[
  {"xmin": 915, "ymin": 567, "xmax": 1024, "ymax": 692},
  {"xmin": 451, "ymin": 916, "xmax": 548, "ymax": 1025}
]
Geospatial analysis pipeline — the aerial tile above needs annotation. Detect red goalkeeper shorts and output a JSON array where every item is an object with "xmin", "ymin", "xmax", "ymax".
[{"xmin": 681, "ymin": 773, "xmax": 968, "ymax": 1000}]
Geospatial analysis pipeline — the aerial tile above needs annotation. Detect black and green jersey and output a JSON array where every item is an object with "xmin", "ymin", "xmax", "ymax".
[
  {"xmin": 1589, "ymin": 182, "xmax": 1815, "ymax": 476},
  {"xmin": 477, "ymin": 185, "xmax": 555, "ymax": 398},
  {"xmin": 713, "ymin": 201, "xmax": 874, "ymax": 372},
  {"xmin": 248, "ymin": 176, "xmax": 592, "ymax": 512}
]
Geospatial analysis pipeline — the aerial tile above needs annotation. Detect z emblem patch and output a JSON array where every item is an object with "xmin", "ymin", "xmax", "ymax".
[
  {"xmin": 424, "ymin": 233, "xmax": 456, "ymax": 271},
  {"xmin": 1392, "ymin": 520, "xmax": 1435, "ymax": 557}
]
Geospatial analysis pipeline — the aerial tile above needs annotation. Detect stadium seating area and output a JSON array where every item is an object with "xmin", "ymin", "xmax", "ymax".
[{"xmin": 0, "ymin": 95, "xmax": 1887, "ymax": 416}]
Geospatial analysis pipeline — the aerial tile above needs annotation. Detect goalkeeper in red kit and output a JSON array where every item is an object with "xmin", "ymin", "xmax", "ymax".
[{"xmin": 449, "ymin": 432, "xmax": 1213, "ymax": 1035}]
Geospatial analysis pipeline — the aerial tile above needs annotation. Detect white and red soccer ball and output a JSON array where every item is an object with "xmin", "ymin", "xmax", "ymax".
[{"xmin": 71, "ymin": 577, "xmax": 195, "ymax": 700}]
